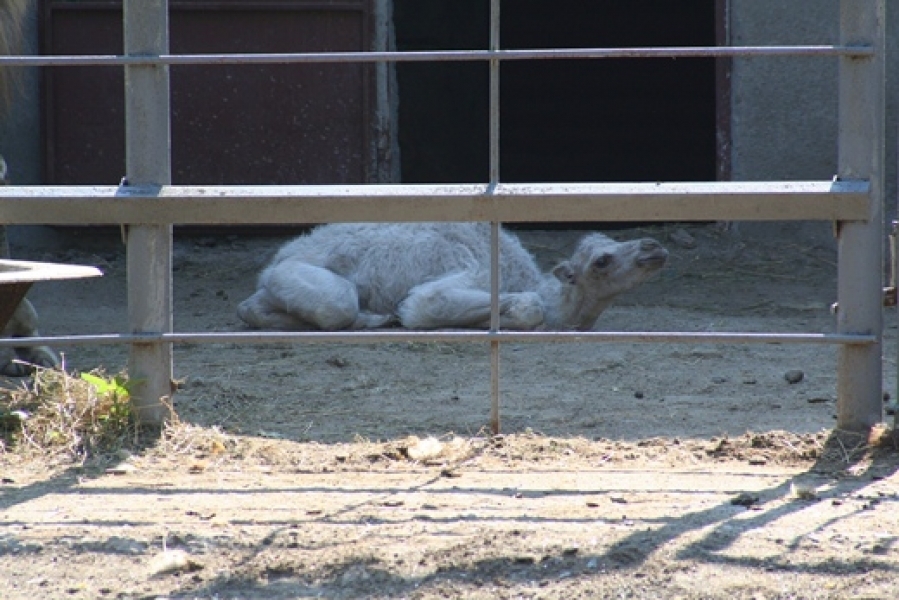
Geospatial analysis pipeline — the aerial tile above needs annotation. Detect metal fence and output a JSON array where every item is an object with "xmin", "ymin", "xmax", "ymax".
[{"xmin": 0, "ymin": 0, "xmax": 886, "ymax": 433}]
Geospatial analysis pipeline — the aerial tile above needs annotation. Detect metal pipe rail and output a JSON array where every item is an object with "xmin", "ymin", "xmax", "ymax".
[
  {"xmin": 0, "ymin": 331, "xmax": 878, "ymax": 348},
  {"xmin": 0, "ymin": 45, "xmax": 874, "ymax": 68},
  {"xmin": 0, "ymin": 180, "xmax": 871, "ymax": 224}
]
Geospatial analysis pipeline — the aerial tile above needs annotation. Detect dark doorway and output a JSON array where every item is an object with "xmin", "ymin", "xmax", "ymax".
[{"xmin": 393, "ymin": 1, "xmax": 718, "ymax": 184}]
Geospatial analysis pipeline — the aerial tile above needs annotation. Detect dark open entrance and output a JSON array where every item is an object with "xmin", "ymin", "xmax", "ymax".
[{"xmin": 393, "ymin": 1, "xmax": 718, "ymax": 184}]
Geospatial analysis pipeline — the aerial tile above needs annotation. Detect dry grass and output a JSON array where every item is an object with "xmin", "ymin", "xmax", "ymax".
[
  {"xmin": 0, "ymin": 366, "xmax": 135, "ymax": 462},
  {"xmin": 2, "ymin": 364, "xmax": 896, "ymax": 478}
]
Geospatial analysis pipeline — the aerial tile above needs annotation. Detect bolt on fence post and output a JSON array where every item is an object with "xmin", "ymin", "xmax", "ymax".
[{"xmin": 123, "ymin": 0, "xmax": 174, "ymax": 426}]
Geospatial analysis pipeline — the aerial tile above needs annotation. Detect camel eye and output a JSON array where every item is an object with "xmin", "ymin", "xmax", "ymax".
[{"xmin": 593, "ymin": 254, "xmax": 613, "ymax": 269}]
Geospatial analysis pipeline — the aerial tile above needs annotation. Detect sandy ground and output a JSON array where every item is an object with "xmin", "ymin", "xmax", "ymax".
[{"xmin": 1, "ymin": 221, "xmax": 899, "ymax": 599}]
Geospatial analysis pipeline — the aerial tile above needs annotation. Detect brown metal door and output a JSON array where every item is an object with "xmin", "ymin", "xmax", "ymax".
[{"xmin": 41, "ymin": 0, "xmax": 375, "ymax": 185}]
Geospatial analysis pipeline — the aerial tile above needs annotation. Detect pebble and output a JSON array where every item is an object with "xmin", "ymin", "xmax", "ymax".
[
  {"xmin": 405, "ymin": 436, "xmax": 444, "ymax": 460},
  {"xmin": 148, "ymin": 550, "xmax": 203, "ymax": 576},
  {"xmin": 791, "ymin": 482, "xmax": 818, "ymax": 500},
  {"xmin": 106, "ymin": 462, "xmax": 137, "ymax": 475},
  {"xmin": 730, "ymin": 493, "xmax": 759, "ymax": 507},
  {"xmin": 784, "ymin": 369, "xmax": 804, "ymax": 384}
]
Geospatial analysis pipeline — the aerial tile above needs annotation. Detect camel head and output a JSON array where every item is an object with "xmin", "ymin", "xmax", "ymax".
[{"xmin": 544, "ymin": 233, "xmax": 668, "ymax": 330}]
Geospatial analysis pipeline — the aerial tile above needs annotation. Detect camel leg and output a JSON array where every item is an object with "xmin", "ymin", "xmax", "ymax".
[
  {"xmin": 238, "ymin": 262, "xmax": 392, "ymax": 331},
  {"xmin": 237, "ymin": 288, "xmax": 311, "ymax": 330},
  {"xmin": 398, "ymin": 273, "xmax": 544, "ymax": 330}
]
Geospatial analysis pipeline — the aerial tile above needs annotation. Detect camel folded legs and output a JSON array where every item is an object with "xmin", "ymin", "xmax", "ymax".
[{"xmin": 238, "ymin": 263, "xmax": 544, "ymax": 331}]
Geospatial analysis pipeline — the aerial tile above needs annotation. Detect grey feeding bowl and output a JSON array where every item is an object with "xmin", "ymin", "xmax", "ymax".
[{"xmin": 0, "ymin": 259, "xmax": 103, "ymax": 331}]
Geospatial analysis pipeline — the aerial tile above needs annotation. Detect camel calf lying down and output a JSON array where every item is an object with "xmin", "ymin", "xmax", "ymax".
[{"xmin": 239, "ymin": 223, "xmax": 668, "ymax": 331}]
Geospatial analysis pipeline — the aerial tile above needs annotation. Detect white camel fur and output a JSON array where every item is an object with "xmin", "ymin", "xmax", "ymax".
[{"xmin": 238, "ymin": 223, "xmax": 668, "ymax": 332}]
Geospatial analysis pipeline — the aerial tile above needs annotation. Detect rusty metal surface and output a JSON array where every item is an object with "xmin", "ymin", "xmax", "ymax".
[
  {"xmin": 0, "ymin": 282, "xmax": 30, "ymax": 334},
  {"xmin": 40, "ymin": 0, "xmax": 373, "ymax": 185}
]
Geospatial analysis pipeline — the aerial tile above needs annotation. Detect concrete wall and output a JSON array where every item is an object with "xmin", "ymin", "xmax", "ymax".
[
  {"xmin": 0, "ymin": 0, "xmax": 40, "ymax": 184},
  {"xmin": 731, "ymin": 0, "xmax": 897, "ymax": 213}
]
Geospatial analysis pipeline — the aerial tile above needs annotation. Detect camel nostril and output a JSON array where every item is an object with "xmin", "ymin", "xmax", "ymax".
[{"xmin": 640, "ymin": 239, "xmax": 661, "ymax": 251}]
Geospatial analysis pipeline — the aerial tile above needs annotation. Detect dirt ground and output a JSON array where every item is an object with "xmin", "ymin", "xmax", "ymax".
[{"xmin": 2, "ymin": 221, "xmax": 899, "ymax": 599}]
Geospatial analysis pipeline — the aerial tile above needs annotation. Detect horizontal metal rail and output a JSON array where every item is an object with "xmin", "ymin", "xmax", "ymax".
[
  {"xmin": 0, "ymin": 331, "xmax": 877, "ymax": 348},
  {"xmin": 0, "ymin": 180, "xmax": 870, "ymax": 224},
  {"xmin": 0, "ymin": 45, "xmax": 873, "ymax": 68}
]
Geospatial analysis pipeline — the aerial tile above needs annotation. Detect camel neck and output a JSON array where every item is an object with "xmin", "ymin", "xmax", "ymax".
[{"xmin": 539, "ymin": 279, "xmax": 611, "ymax": 331}]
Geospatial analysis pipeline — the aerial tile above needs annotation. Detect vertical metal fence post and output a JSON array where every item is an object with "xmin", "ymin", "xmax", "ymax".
[
  {"xmin": 123, "ymin": 0, "xmax": 174, "ymax": 426},
  {"xmin": 836, "ymin": 0, "xmax": 885, "ymax": 431},
  {"xmin": 488, "ymin": 0, "xmax": 501, "ymax": 434},
  {"xmin": 372, "ymin": 0, "xmax": 400, "ymax": 183}
]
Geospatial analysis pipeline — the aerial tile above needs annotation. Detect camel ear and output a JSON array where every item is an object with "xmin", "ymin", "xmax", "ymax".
[{"xmin": 552, "ymin": 262, "xmax": 577, "ymax": 285}]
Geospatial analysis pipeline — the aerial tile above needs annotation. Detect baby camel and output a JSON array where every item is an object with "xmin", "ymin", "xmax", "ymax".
[{"xmin": 238, "ymin": 223, "xmax": 667, "ymax": 332}]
